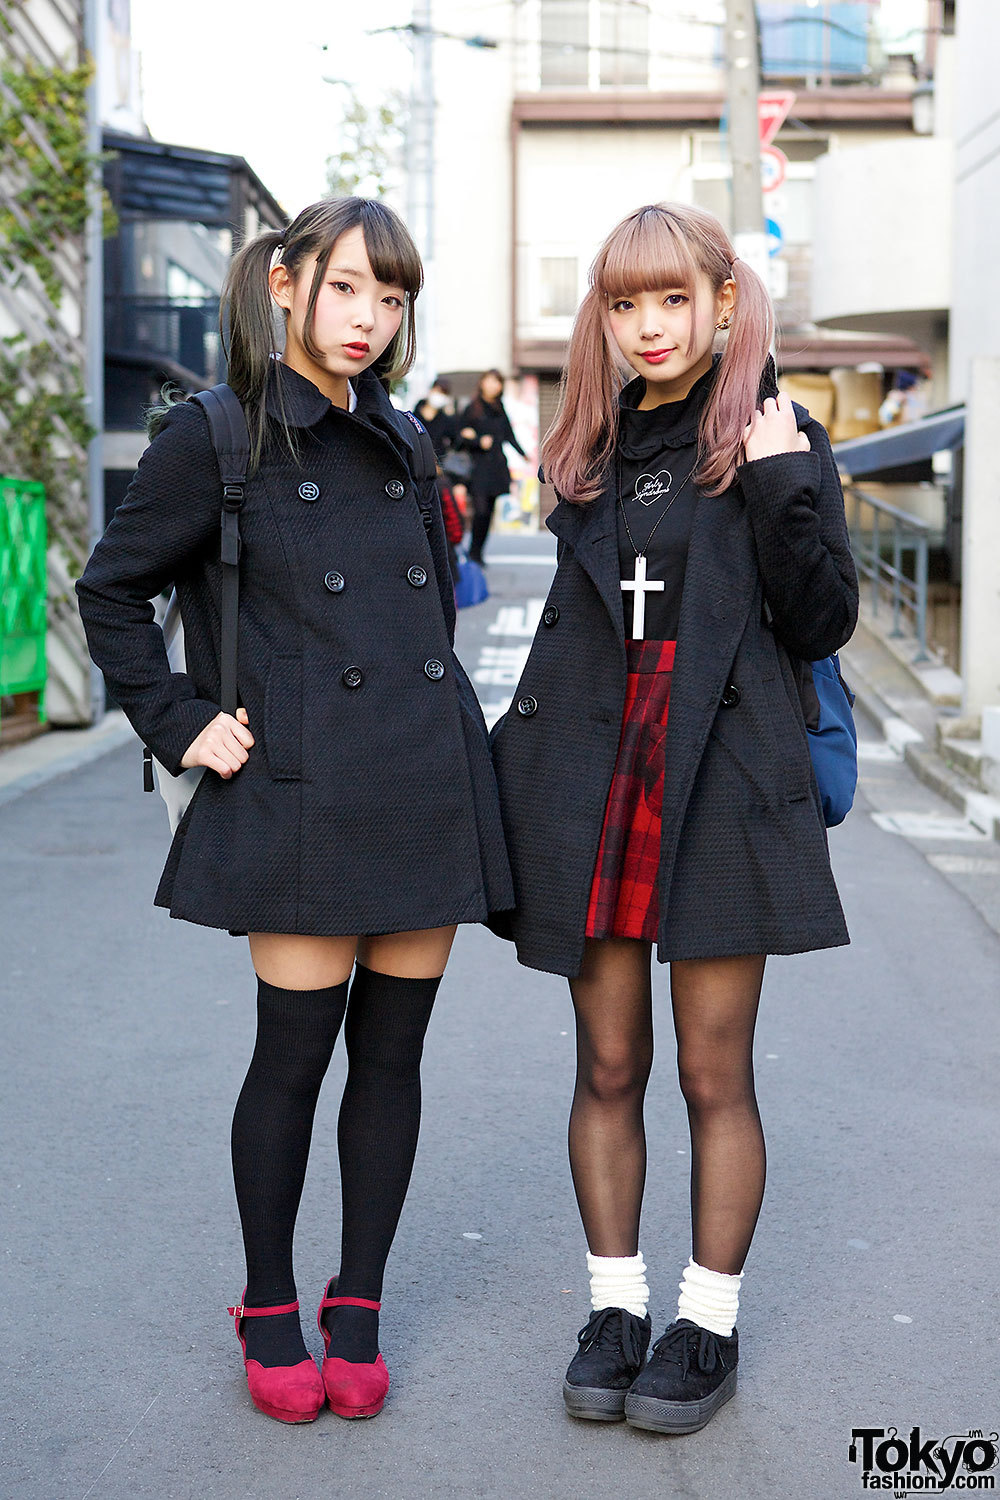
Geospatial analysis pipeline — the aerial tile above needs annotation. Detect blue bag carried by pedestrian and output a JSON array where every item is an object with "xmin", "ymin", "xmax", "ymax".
[
  {"xmin": 455, "ymin": 553, "xmax": 489, "ymax": 609},
  {"xmin": 803, "ymin": 653, "xmax": 858, "ymax": 827}
]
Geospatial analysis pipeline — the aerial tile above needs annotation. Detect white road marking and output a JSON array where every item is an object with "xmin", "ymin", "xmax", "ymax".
[
  {"xmin": 488, "ymin": 600, "xmax": 544, "ymax": 637},
  {"xmin": 473, "ymin": 644, "xmax": 531, "ymax": 687},
  {"xmin": 857, "ymin": 740, "xmax": 902, "ymax": 763},
  {"xmin": 926, "ymin": 853, "xmax": 1000, "ymax": 875},
  {"xmin": 871, "ymin": 811, "xmax": 990, "ymax": 841}
]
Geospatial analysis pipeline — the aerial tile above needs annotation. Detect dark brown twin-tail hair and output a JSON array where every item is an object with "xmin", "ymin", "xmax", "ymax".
[
  {"xmin": 542, "ymin": 203, "xmax": 775, "ymax": 503},
  {"xmin": 149, "ymin": 197, "xmax": 423, "ymax": 468}
]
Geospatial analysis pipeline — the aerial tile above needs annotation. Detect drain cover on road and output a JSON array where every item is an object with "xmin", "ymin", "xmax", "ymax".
[{"xmin": 871, "ymin": 811, "xmax": 990, "ymax": 840}]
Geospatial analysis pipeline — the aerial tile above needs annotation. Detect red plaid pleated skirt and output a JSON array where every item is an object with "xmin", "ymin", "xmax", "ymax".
[{"xmin": 585, "ymin": 638, "xmax": 676, "ymax": 943}]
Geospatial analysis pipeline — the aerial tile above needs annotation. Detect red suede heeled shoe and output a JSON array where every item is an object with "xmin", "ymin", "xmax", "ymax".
[
  {"xmin": 228, "ymin": 1291, "xmax": 325, "ymax": 1424},
  {"xmin": 317, "ymin": 1278, "xmax": 390, "ymax": 1419}
]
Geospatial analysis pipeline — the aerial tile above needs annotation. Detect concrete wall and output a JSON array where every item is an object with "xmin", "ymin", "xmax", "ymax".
[
  {"xmin": 811, "ymin": 135, "xmax": 952, "ymax": 337},
  {"xmin": 950, "ymin": 5, "xmax": 1000, "ymax": 403},
  {"xmin": 961, "ymin": 359, "xmax": 1000, "ymax": 716}
]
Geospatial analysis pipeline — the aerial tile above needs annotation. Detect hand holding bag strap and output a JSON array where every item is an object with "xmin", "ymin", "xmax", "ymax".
[{"xmin": 188, "ymin": 385, "xmax": 251, "ymax": 718}]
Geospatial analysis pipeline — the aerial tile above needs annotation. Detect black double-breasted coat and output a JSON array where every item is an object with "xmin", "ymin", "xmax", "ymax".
[
  {"xmin": 76, "ymin": 363, "xmax": 513, "ymax": 936},
  {"xmin": 490, "ymin": 391, "xmax": 859, "ymax": 978}
]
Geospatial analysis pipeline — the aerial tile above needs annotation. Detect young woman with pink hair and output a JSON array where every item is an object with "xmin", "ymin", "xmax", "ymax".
[{"xmin": 490, "ymin": 203, "xmax": 857, "ymax": 1433}]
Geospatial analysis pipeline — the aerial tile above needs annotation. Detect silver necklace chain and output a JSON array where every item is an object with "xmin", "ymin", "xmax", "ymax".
[{"xmin": 617, "ymin": 448, "xmax": 700, "ymax": 558}]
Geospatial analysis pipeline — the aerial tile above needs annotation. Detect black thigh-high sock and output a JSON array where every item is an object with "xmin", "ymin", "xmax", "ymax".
[
  {"xmin": 321, "ymin": 964, "xmax": 440, "ymax": 1363},
  {"xmin": 232, "ymin": 976, "xmax": 349, "ymax": 1367}
]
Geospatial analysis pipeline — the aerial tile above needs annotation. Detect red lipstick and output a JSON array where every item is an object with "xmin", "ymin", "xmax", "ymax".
[
  {"xmin": 640, "ymin": 348, "xmax": 674, "ymax": 364},
  {"xmin": 344, "ymin": 342, "xmax": 370, "ymax": 359}
]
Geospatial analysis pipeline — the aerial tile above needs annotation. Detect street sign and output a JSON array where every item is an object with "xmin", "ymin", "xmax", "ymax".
[
  {"xmin": 758, "ymin": 91, "xmax": 797, "ymax": 147},
  {"xmin": 761, "ymin": 145, "xmax": 788, "ymax": 193},
  {"xmin": 765, "ymin": 217, "xmax": 784, "ymax": 257}
]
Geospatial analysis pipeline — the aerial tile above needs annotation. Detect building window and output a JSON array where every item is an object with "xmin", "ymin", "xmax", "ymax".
[
  {"xmin": 600, "ymin": 1, "xmax": 649, "ymax": 87},
  {"xmin": 757, "ymin": 2, "xmax": 874, "ymax": 83},
  {"xmin": 539, "ymin": 256, "xmax": 579, "ymax": 317},
  {"xmin": 540, "ymin": 0, "xmax": 590, "ymax": 87},
  {"xmin": 539, "ymin": 0, "xmax": 649, "ymax": 89}
]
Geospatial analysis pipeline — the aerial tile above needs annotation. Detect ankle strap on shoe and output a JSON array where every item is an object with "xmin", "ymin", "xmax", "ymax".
[
  {"xmin": 319, "ymin": 1294, "xmax": 381, "ymax": 1312},
  {"xmin": 228, "ymin": 1298, "xmax": 300, "ymax": 1320}
]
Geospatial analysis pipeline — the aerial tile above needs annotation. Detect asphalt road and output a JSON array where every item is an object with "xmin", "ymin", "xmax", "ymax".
[{"xmin": 2, "ymin": 530, "xmax": 998, "ymax": 1500}]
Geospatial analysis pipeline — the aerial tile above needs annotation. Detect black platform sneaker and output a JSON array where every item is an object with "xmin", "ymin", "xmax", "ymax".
[
  {"xmin": 562, "ymin": 1307, "xmax": 652, "ymax": 1422},
  {"xmin": 624, "ymin": 1318, "xmax": 738, "ymax": 1434}
]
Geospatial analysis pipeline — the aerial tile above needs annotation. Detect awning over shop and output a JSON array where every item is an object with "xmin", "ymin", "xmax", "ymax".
[{"xmin": 833, "ymin": 407, "xmax": 965, "ymax": 481}]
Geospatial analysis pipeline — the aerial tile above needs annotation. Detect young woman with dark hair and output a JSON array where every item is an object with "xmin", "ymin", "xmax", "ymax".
[
  {"xmin": 76, "ymin": 197, "xmax": 512, "ymax": 1427},
  {"xmin": 457, "ymin": 368, "xmax": 527, "ymax": 563},
  {"xmin": 490, "ymin": 203, "xmax": 857, "ymax": 1434}
]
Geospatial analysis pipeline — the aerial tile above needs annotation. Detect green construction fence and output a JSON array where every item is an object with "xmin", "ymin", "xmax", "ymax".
[{"xmin": 0, "ymin": 474, "xmax": 47, "ymax": 731}]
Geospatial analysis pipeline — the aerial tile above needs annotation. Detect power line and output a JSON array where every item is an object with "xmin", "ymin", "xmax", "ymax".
[{"xmin": 365, "ymin": 16, "xmax": 941, "ymax": 68}]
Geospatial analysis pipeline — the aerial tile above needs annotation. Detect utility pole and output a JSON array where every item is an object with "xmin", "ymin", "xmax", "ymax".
[
  {"xmin": 723, "ymin": 0, "xmax": 768, "ymax": 287},
  {"xmin": 83, "ymin": 0, "xmax": 106, "ymax": 724},
  {"xmin": 406, "ymin": 0, "xmax": 435, "ymax": 400}
]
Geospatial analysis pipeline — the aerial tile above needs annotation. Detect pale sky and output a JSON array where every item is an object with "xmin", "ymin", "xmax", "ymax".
[{"xmin": 130, "ymin": 0, "xmax": 412, "ymax": 217}]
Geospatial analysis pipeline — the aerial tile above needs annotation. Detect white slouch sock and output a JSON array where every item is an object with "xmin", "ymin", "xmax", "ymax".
[
  {"xmin": 676, "ymin": 1257, "xmax": 742, "ymax": 1337},
  {"xmin": 587, "ymin": 1251, "xmax": 650, "ymax": 1318}
]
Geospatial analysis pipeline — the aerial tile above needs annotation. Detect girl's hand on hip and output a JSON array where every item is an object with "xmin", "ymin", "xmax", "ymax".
[
  {"xmin": 743, "ymin": 391, "xmax": 811, "ymax": 462},
  {"xmin": 181, "ymin": 707, "xmax": 254, "ymax": 778}
]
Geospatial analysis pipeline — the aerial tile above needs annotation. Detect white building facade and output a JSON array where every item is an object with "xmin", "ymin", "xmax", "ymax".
[{"xmin": 419, "ymin": 0, "xmax": 940, "ymax": 492}]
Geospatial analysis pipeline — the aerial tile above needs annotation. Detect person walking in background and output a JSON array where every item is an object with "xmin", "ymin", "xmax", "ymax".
[
  {"xmin": 489, "ymin": 203, "xmax": 857, "ymax": 1436},
  {"xmin": 418, "ymin": 376, "xmax": 471, "ymax": 528},
  {"xmin": 76, "ymin": 197, "xmax": 512, "ymax": 1429},
  {"xmin": 458, "ymin": 369, "xmax": 526, "ymax": 564},
  {"xmin": 416, "ymin": 375, "xmax": 459, "ymax": 459}
]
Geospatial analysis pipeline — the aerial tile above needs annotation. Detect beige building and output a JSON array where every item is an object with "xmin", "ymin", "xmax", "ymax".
[{"xmin": 422, "ymin": 0, "xmax": 940, "ymax": 452}]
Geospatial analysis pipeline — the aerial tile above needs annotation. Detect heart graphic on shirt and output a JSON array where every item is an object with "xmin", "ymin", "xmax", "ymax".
[{"xmin": 635, "ymin": 470, "xmax": 673, "ymax": 506}]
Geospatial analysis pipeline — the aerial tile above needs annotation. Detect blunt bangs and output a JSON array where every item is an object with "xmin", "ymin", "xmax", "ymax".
[
  {"xmin": 357, "ymin": 200, "xmax": 424, "ymax": 300},
  {"xmin": 594, "ymin": 206, "xmax": 701, "ymax": 302}
]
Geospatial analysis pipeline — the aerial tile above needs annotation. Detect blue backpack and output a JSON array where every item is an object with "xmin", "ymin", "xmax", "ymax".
[{"xmin": 803, "ymin": 654, "xmax": 858, "ymax": 827}]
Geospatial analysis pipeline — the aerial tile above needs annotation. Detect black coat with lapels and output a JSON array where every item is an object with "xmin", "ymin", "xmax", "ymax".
[
  {"xmin": 489, "ymin": 389, "xmax": 859, "ymax": 978},
  {"xmin": 76, "ymin": 362, "xmax": 513, "ymax": 936}
]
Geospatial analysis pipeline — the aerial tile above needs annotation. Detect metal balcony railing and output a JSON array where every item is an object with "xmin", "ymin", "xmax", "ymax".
[
  {"xmin": 104, "ymin": 296, "xmax": 222, "ymax": 383},
  {"xmin": 844, "ymin": 484, "xmax": 931, "ymax": 661}
]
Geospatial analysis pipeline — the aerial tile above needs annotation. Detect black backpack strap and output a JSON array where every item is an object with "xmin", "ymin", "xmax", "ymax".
[
  {"xmin": 392, "ymin": 409, "xmax": 440, "ymax": 530},
  {"xmin": 189, "ymin": 384, "xmax": 251, "ymax": 717}
]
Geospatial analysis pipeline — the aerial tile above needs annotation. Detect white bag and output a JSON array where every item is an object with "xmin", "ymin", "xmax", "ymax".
[{"xmin": 153, "ymin": 590, "xmax": 205, "ymax": 834}]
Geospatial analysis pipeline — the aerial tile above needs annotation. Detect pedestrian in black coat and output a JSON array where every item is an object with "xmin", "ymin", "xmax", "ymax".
[
  {"xmin": 415, "ymin": 376, "xmax": 459, "ymax": 460},
  {"xmin": 457, "ymin": 368, "xmax": 527, "ymax": 562},
  {"xmin": 76, "ymin": 198, "xmax": 513, "ymax": 1429},
  {"xmin": 489, "ymin": 204, "xmax": 858, "ymax": 1433}
]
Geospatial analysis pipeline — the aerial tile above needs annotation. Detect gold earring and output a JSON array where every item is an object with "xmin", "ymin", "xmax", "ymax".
[{"xmin": 716, "ymin": 317, "xmax": 731, "ymax": 331}]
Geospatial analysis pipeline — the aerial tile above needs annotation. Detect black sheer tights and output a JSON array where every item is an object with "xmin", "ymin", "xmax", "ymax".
[{"xmin": 568, "ymin": 939, "xmax": 766, "ymax": 1276}]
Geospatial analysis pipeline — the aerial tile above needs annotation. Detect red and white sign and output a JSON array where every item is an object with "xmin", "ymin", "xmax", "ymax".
[
  {"xmin": 758, "ymin": 91, "xmax": 797, "ymax": 148},
  {"xmin": 760, "ymin": 145, "xmax": 788, "ymax": 193}
]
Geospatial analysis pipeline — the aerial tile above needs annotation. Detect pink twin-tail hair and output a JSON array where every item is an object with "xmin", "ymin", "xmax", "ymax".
[{"xmin": 541, "ymin": 203, "xmax": 775, "ymax": 504}]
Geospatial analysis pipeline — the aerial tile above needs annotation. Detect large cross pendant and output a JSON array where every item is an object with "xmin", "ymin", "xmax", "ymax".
[{"xmin": 620, "ymin": 553, "xmax": 665, "ymax": 640}]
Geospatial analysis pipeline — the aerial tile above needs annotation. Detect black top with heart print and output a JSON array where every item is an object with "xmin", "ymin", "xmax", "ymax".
[{"xmin": 615, "ymin": 362, "xmax": 716, "ymax": 641}]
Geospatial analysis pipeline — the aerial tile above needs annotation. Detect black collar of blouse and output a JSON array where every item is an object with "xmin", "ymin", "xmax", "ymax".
[
  {"xmin": 617, "ymin": 350, "xmax": 779, "ymax": 448},
  {"xmin": 263, "ymin": 359, "xmax": 391, "ymax": 430}
]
